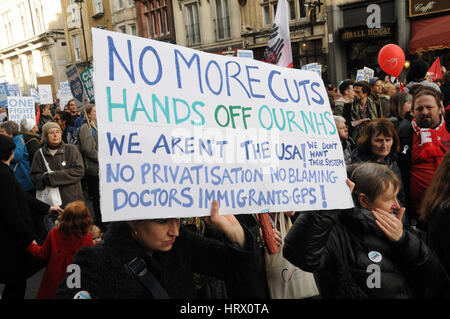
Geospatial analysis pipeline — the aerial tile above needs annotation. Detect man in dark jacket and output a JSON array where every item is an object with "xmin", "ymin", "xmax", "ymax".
[{"xmin": 0, "ymin": 134, "xmax": 62, "ymax": 299}]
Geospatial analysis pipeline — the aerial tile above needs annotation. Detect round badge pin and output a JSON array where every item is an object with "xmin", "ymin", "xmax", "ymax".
[
  {"xmin": 62, "ymin": 161, "xmax": 66, "ymax": 166},
  {"xmin": 368, "ymin": 251, "xmax": 382, "ymax": 263}
]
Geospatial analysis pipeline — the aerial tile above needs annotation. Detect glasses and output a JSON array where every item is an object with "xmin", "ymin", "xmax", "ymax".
[{"xmin": 47, "ymin": 130, "xmax": 62, "ymax": 136}]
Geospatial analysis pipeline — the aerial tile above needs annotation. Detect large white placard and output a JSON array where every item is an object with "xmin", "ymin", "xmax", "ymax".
[
  {"xmin": 92, "ymin": 28, "xmax": 354, "ymax": 222},
  {"xmin": 7, "ymin": 96, "xmax": 36, "ymax": 125}
]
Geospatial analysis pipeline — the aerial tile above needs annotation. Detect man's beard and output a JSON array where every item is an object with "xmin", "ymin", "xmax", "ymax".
[{"xmin": 416, "ymin": 116, "xmax": 440, "ymax": 129}]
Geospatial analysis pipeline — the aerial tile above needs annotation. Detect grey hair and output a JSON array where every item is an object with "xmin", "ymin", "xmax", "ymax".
[
  {"xmin": 334, "ymin": 115, "xmax": 346, "ymax": 126},
  {"xmin": 0, "ymin": 120, "xmax": 19, "ymax": 136}
]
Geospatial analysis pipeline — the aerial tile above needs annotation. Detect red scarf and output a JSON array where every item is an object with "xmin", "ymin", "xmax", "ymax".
[{"xmin": 411, "ymin": 118, "xmax": 447, "ymax": 164}]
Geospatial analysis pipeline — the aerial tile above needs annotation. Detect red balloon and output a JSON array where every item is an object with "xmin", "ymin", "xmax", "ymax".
[{"xmin": 378, "ymin": 44, "xmax": 405, "ymax": 77}]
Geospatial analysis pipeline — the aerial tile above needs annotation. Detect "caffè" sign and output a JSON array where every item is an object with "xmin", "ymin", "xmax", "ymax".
[{"xmin": 409, "ymin": 0, "xmax": 450, "ymax": 17}]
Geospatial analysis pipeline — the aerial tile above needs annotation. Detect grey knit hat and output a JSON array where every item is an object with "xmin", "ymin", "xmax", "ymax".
[{"xmin": 42, "ymin": 121, "xmax": 62, "ymax": 139}]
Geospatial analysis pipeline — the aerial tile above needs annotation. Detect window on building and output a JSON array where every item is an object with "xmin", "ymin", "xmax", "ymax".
[
  {"xmin": 147, "ymin": 0, "xmax": 171, "ymax": 39},
  {"xmin": 298, "ymin": 0, "xmax": 306, "ymax": 19},
  {"xmin": 19, "ymin": 3, "xmax": 29, "ymax": 39},
  {"xmin": 2, "ymin": 11, "xmax": 13, "ymax": 45},
  {"xmin": 128, "ymin": 0, "xmax": 134, "ymax": 6},
  {"xmin": 34, "ymin": 0, "xmax": 45, "ymax": 34},
  {"xmin": 215, "ymin": 0, "xmax": 230, "ymax": 40},
  {"xmin": 119, "ymin": 25, "xmax": 126, "ymax": 33},
  {"xmin": 262, "ymin": 2, "xmax": 270, "ymax": 27},
  {"xmin": 41, "ymin": 50, "xmax": 53, "ymax": 76},
  {"xmin": 129, "ymin": 24, "xmax": 137, "ymax": 35},
  {"xmin": 70, "ymin": 0, "xmax": 79, "ymax": 23},
  {"xmin": 144, "ymin": 3, "xmax": 151, "ymax": 38},
  {"xmin": 72, "ymin": 34, "xmax": 81, "ymax": 61},
  {"xmin": 93, "ymin": 0, "xmax": 104, "ymax": 14},
  {"xmin": 289, "ymin": 0, "xmax": 295, "ymax": 20},
  {"xmin": 186, "ymin": 3, "xmax": 200, "ymax": 46},
  {"xmin": 117, "ymin": 0, "xmax": 123, "ymax": 10}
]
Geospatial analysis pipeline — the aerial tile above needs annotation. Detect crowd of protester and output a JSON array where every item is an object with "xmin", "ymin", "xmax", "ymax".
[{"xmin": 1, "ymin": 58, "xmax": 449, "ymax": 299}]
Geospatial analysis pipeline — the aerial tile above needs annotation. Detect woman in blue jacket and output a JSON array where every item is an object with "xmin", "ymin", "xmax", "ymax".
[{"xmin": 0, "ymin": 121, "xmax": 34, "ymax": 194}]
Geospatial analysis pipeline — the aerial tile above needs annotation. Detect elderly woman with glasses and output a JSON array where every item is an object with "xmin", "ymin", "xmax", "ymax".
[{"xmin": 30, "ymin": 121, "xmax": 85, "ymax": 209}]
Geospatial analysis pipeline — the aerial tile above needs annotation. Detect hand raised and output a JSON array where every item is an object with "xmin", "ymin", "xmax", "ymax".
[
  {"xmin": 203, "ymin": 200, "xmax": 245, "ymax": 248},
  {"xmin": 372, "ymin": 207, "xmax": 405, "ymax": 241}
]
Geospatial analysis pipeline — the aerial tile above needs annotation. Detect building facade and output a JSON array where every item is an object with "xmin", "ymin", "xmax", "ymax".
[
  {"xmin": 135, "ymin": 0, "xmax": 176, "ymax": 43},
  {"xmin": 60, "ymin": 0, "xmax": 113, "ymax": 72},
  {"xmin": 171, "ymin": 0, "xmax": 242, "ymax": 54},
  {"xmin": 0, "ymin": 0, "xmax": 69, "ymax": 94},
  {"xmin": 111, "ymin": 0, "xmax": 138, "ymax": 36}
]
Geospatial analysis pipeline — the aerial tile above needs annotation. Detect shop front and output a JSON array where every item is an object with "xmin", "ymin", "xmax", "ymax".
[
  {"xmin": 408, "ymin": 0, "xmax": 450, "ymax": 69},
  {"xmin": 338, "ymin": 0, "xmax": 397, "ymax": 79}
]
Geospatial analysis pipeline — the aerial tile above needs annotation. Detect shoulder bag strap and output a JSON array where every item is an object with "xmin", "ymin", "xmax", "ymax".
[
  {"xmin": 124, "ymin": 257, "xmax": 170, "ymax": 299},
  {"xmin": 39, "ymin": 148, "xmax": 52, "ymax": 173}
]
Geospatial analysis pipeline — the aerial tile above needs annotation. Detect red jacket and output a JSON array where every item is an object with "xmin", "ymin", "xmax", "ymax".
[{"xmin": 27, "ymin": 227, "xmax": 93, "ymax": 299}]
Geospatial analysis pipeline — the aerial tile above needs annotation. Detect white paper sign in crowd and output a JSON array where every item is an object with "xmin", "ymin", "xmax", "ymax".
[
  {"xmin": 92, "ymin": 28, "xmax": 354, "ymax": 222},
  {"xmin": 7, "ymin": 96, "xmax": 36, "ymax": 125},
  {"xmin": 38, "ymin": 84, "xmax": 53, "ymax": 104}
]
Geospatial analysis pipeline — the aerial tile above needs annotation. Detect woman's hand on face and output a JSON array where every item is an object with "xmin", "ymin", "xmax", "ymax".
[
  {"xmin": 203, "ymin": 200, "xmax": 245, "ymax": 248},
  {"xmin": 371, "ymin": 207, "xmax": 405, "ymax": 241}
]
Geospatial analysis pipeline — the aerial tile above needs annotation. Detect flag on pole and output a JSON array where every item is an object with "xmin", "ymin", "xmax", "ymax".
[
  {"xmin": 263, "ymin": 0, "xmax": 293, "ymax": 68},
  {"xmin": 427, "ymin": 57, "xmax": 442, "ymax": 81}
]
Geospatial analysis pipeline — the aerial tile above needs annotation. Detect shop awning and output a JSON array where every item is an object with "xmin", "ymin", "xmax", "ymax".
[{"xmin": 409, "ymin": 15, "xmax": 450, "ymax": 54}]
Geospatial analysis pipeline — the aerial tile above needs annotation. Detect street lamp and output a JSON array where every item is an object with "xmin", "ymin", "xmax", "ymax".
[{"xmin": 74, "ymin": 0, "xmax": 89, "ymax": 66}]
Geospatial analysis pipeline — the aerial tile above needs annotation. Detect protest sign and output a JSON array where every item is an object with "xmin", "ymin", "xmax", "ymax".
[
  {"xmin": 59, "ymin": 81, "xmax": 74, "ymax": 108},
  {"xmin": 92, "ymin": 28, "xmax": 354, "ymax": 222},
  {"xmin": 30, "ymin": 87, "xmax": 40, "ymax": 103},
  {"xmin": 237, "ymin": 50, "xmax": 254, "ymax": 59},
  {"xmin": 66, "ymin": 65, "xmax": 90, "ymax": 110},
  {"xmin": 7, "ymin": 96, "xmax": 36, "ymax": 125},
  {"xmin": 7, "ymin": 84, "xmax": 21, "ymax": 96},
  {"xmin": 38, "ymin": 84, "xmax": 53, "ymax": 104},
  {"xmin": 0, "ymin": 83, "xmax": 8, "ymax": 108},
  {"xmin": 302, "ymin": 63, "xmax": 322, "ymax": 77},
  {"xmin": 80, "ymin": 66, "xmax": 95, "ymax": 103}
]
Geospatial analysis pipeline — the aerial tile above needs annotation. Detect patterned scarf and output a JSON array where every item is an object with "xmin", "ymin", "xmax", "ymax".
[{"xmin": 411, "ymin": 118, "xmax": 447, "ymax": 163}]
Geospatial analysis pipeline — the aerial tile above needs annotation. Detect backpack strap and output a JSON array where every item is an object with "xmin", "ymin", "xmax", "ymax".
[{"xmin": 124, "ymin": 257, "xmax": 169, "ymax": 299}]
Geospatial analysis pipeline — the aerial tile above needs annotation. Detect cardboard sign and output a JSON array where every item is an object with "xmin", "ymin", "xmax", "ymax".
[
  {"xmin": 38, "ymin": 84, "xmax": 53, "ymax": 104},
  {"xmin": 92, "ymin": 28, "xmax": 354, "ymax": 221},
  {"xmin": 7, "ymin": 96, "xmax": 36, "ymax": 125}
]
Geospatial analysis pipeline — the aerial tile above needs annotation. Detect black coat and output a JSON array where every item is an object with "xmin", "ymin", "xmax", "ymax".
[
  {"xmin": 283, "ymin": 208, "xmax": 447, "ymax": 298},
  {"xmin": 55, "ymin": 221, "xmax": 257, "ymax": 299},
  {"xmin": 427, "ymin": 206, "xmax": 450, "ymax": 278},
  {"xmin": 0, "ymin": 162, "xmax": 49, "ymax": 283}
]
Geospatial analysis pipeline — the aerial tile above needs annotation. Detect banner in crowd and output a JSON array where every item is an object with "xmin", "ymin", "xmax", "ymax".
[
  {"xmin": 92, "ymin": 28, "xmax": 354, "ymax": 222},
  {"xmin": 356, "ymin": 66, "xmax": 375, "ymax": 82},
  {"xmin": 38, "ymin": 84, "xmax": 53, "ymax": 104},
  {"xmin": 0, "ymin": 82, "xmax": 8, "ymax": 107},
  {"xmin": 302, "ymin": 63, "xmax": 322, "ymax": 77},
  {"xmin": 66, "ymin": 64, "xmax": 90, "ymax": 110},
  {"xmin": 7, "ymin": 96, "xmax": 36, "ymax": 125},
  {"xmin": 80, "ymin": 66, "xmax": 95, "ymax": 103},
  {"xmin": 58, "ymin": 81, "xmax": 74, "ymax": 108},
  {"xmin": 7, "ymin": 84, "xmax": 21, "ymax": 96},
  {"xmin": 30, "ymin": 87, "xmax": 40, "ymax": 103},
  {"xmin": 262, "ymin": 0, "xmax": 293, "ymax": 68}
]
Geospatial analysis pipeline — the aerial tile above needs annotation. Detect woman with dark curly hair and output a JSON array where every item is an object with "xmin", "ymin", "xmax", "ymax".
[{"xmin": 27, "ymin": 201, "xmax": 94, "ymax": 299}]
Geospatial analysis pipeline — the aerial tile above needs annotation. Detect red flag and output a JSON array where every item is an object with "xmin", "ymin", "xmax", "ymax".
[{"xmin": 427, "ymin": 57, "xmax": 442, "ymax": 81}]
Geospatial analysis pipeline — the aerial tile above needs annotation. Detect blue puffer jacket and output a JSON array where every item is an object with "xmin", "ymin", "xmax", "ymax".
[{"xmin": 11, "ymin": 134, "xmax": 34, "ymax": 192}]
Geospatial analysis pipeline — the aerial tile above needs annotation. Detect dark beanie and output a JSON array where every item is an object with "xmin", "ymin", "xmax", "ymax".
[{"xmin": 406, "ymin": 59, "xmax": 429, "ymax": 83}]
